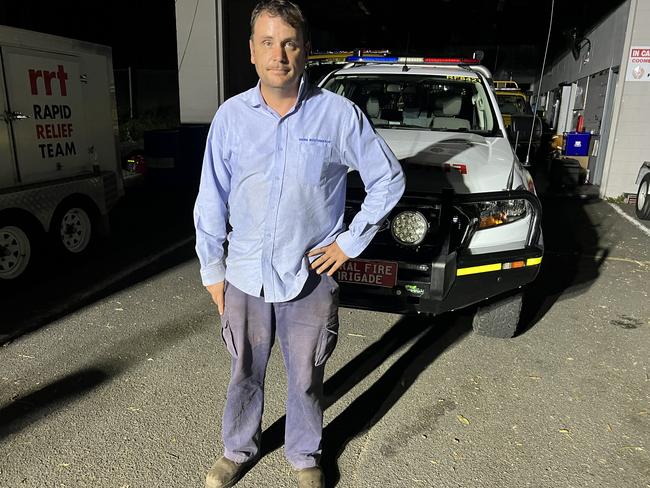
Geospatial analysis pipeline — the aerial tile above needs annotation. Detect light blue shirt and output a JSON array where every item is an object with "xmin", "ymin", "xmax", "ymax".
[{"xmin": 194, "ymin": 76, "xmax": 405, "ymax": 302}]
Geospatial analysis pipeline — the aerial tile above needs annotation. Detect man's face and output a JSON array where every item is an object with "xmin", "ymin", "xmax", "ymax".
[{"xmin": 249, "ymin": 12, "xmax": 308, "ymax": 93}]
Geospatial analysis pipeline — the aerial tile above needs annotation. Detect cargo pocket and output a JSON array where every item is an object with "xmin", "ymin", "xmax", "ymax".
[
  {"xmin": 327, "ymin": 273, "xmax": 340, "ymax": 299},
  {"xmin": 220, "ymin": 281, "xmax": 238, "ymax": 358},
  {"xmin": 314, "ymin": 318, "xmax": 339, "ymax": 367}
]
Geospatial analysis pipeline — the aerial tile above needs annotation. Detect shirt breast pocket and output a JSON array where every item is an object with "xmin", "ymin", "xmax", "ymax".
[{"xmin": 298, "ymin": 142, "xmax": 332, "ymax": 186}]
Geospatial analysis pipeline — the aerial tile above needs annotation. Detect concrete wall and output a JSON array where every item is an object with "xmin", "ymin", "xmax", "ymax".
[
  {"xmin": 602, "ymin": 0, "xmax": 650, "ymax": 197},
  {"xmin": 175, "ymin": 0, "xmax": 258, "ymax": 125},
  {"xmin": 540, "ymin": 2, "xmax": 630, "ymax": 94},
  {"xmin": 175, "ymin": 0, "xmax": 223, "ymax": 124}
]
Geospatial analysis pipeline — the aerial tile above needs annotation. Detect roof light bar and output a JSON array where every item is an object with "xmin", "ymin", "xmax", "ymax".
[
  {"xmin": 309, "ymin": 50, "xmax": 391, "ymax": 61},
  {"xmin": 308, "ymin": 52, "xmax": 353, "ymax": 61},
  {"xmin": 495, "ymin": 80, "xmax": 520, "ymax": 89},
  {"xmin": 345, "ymin": 56, "xmax": 482, "ymax": 65}
]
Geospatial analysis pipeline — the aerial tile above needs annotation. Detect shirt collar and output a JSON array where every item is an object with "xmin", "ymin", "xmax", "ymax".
[{"xmin": 248, "ymin": 73, "xmax": 310, "ymax": 110}]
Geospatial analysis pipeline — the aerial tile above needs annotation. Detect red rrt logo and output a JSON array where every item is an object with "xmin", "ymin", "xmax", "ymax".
[{"xmin": 29, "ymin": 65, "xmax": 69, "ymax": 96}]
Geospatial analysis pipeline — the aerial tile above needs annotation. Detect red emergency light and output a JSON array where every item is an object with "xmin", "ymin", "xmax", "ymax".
[{"xmin": 423, "ymin": 57, "xmax": 480, "ymax": 64}]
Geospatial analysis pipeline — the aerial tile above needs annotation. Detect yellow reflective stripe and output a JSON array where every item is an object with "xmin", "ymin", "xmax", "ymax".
[
  {"xmin": 457, "ymin": 257, "xmax": 543, "ymax": 277},
  {"xmin": 456, "ymin": 263, "xmax": 502, "ymax": 276}
]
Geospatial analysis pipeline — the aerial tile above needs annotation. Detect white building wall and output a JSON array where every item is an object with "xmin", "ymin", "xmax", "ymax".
[
  {"xmin": 602, "ymin": 0, "xmax": 650, "ymax": 197},
  {"xmin": 175, "ymin": 0, "xmax": 224, "ymax": 124},
  {"xmin": 540, "ymin": 2, "xmax": 630, "ymax": 94}
]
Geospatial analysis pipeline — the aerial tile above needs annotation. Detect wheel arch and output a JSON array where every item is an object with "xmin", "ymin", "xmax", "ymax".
[
  {"xmin": 635, "ymin": 162, "xmax": 650, "ymax": 185},
  {"xmin": 0, "ymin": 208, "xmax": 46, "ymax": 236}
]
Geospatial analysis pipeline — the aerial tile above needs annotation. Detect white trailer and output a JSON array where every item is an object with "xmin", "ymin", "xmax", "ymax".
[{"xmin": 0, "ymin": 26, "xmax": 123, "ymax": 280}]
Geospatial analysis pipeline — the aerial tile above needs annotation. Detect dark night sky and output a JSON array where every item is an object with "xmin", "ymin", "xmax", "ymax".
[
  {"xmin": 0, "ymin": 0, "xmax": 178, "ymax": 69},
  {"xmin": 0, "ymin": 0, "xmax": 628, "ymax": 71}
]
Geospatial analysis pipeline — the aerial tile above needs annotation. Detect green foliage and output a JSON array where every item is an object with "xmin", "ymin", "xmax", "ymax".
[{"xmin": 605, "ymin": 194, "xmax": 625, "ymax": 204}]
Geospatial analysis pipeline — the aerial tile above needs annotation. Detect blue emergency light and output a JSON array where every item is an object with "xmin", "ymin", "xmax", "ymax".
[{"xmin": 346, "ymin": 56, "xmax": 400, "ymax": 62}]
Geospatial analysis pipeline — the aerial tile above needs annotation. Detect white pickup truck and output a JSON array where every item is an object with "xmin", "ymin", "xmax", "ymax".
[
  {"xmin": 0, "ymin": 26, "xmax": 123, "ymax": 280},
  {"xmin": 320, "ymin": 55, "xmax": 544, "ymax": 338}
]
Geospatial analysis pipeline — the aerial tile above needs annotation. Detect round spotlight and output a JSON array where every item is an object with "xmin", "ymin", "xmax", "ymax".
[{"xmin": 391, "ymin": 211, "xmax": 429, "ymax": 245}]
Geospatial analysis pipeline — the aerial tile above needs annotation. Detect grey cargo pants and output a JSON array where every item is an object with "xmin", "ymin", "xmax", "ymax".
[{"xmin": 219, "ymin": 271, "xmax": 339, "ymax": 469}]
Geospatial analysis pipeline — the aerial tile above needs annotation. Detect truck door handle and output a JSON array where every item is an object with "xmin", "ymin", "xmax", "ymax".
[{"xmin": 5, "ymin": 111, "xmax": 31, "ymax": 121}]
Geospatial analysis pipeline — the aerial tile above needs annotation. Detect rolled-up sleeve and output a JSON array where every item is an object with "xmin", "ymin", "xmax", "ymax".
[
  {"xmin": 335, "ymin": 104, "xmax": 405, "ymax": 258},
  {"xmin": 193, "ymin": 111, "xmax": 232, "ymax": 286}
]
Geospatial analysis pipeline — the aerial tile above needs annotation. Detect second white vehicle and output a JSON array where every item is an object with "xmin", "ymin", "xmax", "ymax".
[{"xmin": 635, "ymin": 161, "xmax": 650, "ymax": 220}]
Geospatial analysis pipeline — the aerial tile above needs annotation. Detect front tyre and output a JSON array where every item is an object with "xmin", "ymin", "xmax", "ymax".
[
  {"xmin": 472, "ymin": 291, "xmax": 523, "ymax": 338},
  {"xmin": 636, "ymin": 174, "xmax": 650, "ymax": 220}
]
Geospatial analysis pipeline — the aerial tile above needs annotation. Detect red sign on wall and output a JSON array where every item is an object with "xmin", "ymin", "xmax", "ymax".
[{"xmin": 627, "ymin": 46, "xmax": 650, "ymax": 82}]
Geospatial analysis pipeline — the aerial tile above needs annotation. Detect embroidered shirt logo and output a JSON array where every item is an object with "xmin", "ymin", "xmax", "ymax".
[{"xmin": 299, "ymin": 137, "xmax": 331, "ymax": 144}]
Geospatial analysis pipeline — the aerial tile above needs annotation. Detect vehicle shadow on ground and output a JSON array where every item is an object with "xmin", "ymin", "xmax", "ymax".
[
  {"xmin": 259, "ymin": 311, "xmax": 471, "ymax": 487},
  {"xmin": 517, "ymin": 162, "xmax": 608, "ymax": 335},
  {"xmin": 0, "ymin": 368, "xmax": 108, "ymax": 440},
  {"xmin": 0, "ymin": 180, "xmax": 198, "ymax": 345},
  {"xmin": 0, "ymin": 310, "xmax": 207, "ymax": 440}
]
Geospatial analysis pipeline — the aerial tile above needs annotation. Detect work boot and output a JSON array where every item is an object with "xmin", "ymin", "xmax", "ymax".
[
  {"xmin": 205, "ymin": 456, "xmax": 255, "ymax": 488},
  {"xmin": 294, "ymin": 466, "xmax": 324, "ymax": 488}
]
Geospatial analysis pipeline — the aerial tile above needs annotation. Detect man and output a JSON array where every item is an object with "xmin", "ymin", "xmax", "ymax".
[{"xmin": 194, "ymin": 1, "xmax": 405, "ymax": 487}]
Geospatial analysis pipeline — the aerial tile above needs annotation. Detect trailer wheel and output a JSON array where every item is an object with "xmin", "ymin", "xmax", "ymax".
[
  {"xmin": 636, "ymin": 174, "xmax": 650, "ymax": 220},
  {"xmin": 472, "ymin": 291, "xmax": 523, "ymax": 338},
  {"xmin": 0, "ymin": 224, "xmax": 32, "ymax": 280},
  {"xmin": 52, "ymin": 203, "xmax": 94, "ymax": 254}
]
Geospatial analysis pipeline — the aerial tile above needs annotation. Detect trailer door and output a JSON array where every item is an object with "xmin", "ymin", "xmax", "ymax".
[
  {"xmin": 0, "ymin": 51, "xmax": 18, "ymax": 189},
  {"xmin": 1, "ymin": 46, "xmax": 87, "ymax": 185}
]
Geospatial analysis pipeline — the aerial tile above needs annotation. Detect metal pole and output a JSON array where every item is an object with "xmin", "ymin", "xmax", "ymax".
[
  {"xmin": 526, "ymin": 0, "xmax": 555, "ymax": 165},
  {"xmin": 128, "ymin": 66, "xmax": 134, "ymax": 119},
  {"xmin": 216, "ymin": 0, "xmax": 226, "ymax": 106}
]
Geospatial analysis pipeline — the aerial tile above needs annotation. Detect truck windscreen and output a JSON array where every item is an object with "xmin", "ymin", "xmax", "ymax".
[{"xmin": 322, "ymin": 74, "xmax": 499, "ymax": 136}]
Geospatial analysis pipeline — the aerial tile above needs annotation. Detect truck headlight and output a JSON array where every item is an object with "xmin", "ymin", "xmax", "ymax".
[
  {"xmin": 477, "ymin": 199, "xmax": 528, "ymax": 229},
  {"xmin": 391, "ymin": 211, "xmax": 429, "ymax": 245}
]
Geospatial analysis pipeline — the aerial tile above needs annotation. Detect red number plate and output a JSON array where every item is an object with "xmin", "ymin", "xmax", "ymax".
[{"xmin": 335, "ymin": 259, "xmax": 398, "ymax": 288}]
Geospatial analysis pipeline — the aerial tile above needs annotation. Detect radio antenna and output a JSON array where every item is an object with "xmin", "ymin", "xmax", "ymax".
[{"xmin": 402, "ymin": 32, "xmax": 411, "ymax": 72}]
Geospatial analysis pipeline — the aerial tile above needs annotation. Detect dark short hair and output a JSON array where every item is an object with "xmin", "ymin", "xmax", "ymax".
[{"xmin": 250, "ymin": 0, "xmax": 309, "ymax": 43}]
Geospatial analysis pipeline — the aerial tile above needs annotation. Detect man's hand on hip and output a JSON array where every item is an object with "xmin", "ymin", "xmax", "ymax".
[
  {"xmin": 206, "ymin": 281, "xmax": 225, "ymax": 315},
  {"xmin": 307, "ymin": 241, "xmax": 349, "ymax": 276}
]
